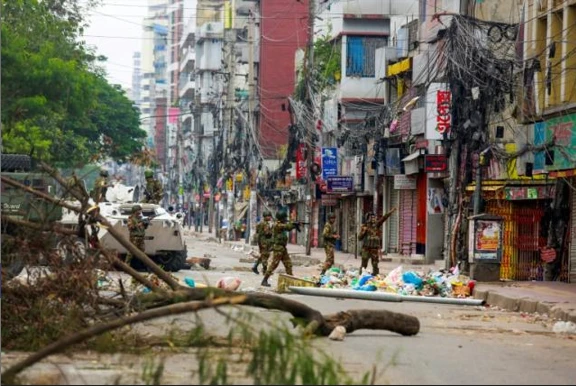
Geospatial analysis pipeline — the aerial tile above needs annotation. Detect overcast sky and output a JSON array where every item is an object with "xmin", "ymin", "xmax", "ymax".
[{"xmin": 83, "ymin": 1, "xmax": 148, "ymax": 90}]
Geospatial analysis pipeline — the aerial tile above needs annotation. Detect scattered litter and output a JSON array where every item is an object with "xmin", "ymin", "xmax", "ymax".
[
  {"xmin": 328, "ymin": 326, "xmax": 346, "ymax": 341},
  {"xmin": 216, "ymin": 276, "xmax": 242, "ymax": 291},
  {"xmin": 301, "ymin": 265, "xmax": 476, "ymax": 299},
  {"xmin": 184, "ymin": 277, "xmax": 196, "ymax": 288},
  {"xmin": 552, "ymin": 321, "xmax": 576, "ymax": 335}
]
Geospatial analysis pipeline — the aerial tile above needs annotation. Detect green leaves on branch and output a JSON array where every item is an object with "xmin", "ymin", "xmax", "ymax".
[{"xmin": 1, "ymin": 0, "xmax": 145, "ymax": 168}]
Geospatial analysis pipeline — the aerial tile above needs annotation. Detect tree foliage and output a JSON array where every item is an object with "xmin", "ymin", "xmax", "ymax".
[{"xmin": 1, "ymin": 0, "xmax": 146, "ymax": 168}]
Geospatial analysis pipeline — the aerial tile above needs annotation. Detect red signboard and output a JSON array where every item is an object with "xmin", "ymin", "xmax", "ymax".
[
  {"xmin": 436, "ymin": 90, "xmax": 451, "ymax": 135},
  {"xmin": 425, "ymin": 154, "xmax": 447, "ymax": 172},
  {"xmin": 296, "ymin": 143, "xmax": 307, "ymax": 179}
]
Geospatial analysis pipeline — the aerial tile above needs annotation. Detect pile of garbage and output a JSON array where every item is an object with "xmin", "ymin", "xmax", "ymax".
[{"xmin": 305, "ymin": 265, "xmax": 476, "ymax": 298}]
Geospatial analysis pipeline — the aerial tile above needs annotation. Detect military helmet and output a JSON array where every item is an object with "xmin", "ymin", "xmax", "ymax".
[
  {"xmin": 144, "ymin": 169, "xmax": 154, "ymax": 178},
  {"xmin": 365, "ymin": 212, "xmax": 376, "ymax": 222},
  {"xmin": 328, "ymin": 213, "xmax": 336, "ymax": 219},
  {"xmin": 100, "ymin": 169, "xmax": 109, "ymax": 177},
  {"xmin": 263, "ymin": 210, "xmax": 272, "ymax": 217},
  {"xmin": 276, "ymin": 211, "xmax": 288, "ymax": 221},
  {"xmin": 131, "ymin": 204, "xmax": 142, "ymax": 214}
]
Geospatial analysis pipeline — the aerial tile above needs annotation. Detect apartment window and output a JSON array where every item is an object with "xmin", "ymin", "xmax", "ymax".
[{"xmin": 346, "ymin": 36, "xmax": 387, "ymax": 77}]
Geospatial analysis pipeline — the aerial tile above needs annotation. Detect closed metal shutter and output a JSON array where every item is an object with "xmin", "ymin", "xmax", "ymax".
[
  {"xmin": 399, "ymin": 189, "xmax": 417, "ymax": 255},
  {"xmin": 570, "ymin": 185, "xmax": 576, "ymax": 283},
  {"xmin": 388, "ymin": 183, "xmax": 400, "ymax": 253}
]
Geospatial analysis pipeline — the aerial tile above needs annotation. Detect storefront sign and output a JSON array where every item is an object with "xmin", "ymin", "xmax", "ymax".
[
  {"xmin": 504, "ymin": 186, "xmax": 555, "ymax": 200},
  {"xmin": 425, "ymin": 83, "xmax": 452, "ymax": 140},
  {"xmin": 296, "ymin": 143, "xmax": 307, "ymax": 179},
  {"xmin": 321, "ymin": 147, "xmax": 338, "ymax": 180},
  {"xmin": 326, "ymin": 176, "xmax": 354, "ymax": 193},
  {"xmin": 320, "ymin": 194, "xmax": 337, "ymax": 206},
  {"xmin": 393, "ymin": 175, "xmax": 417, "ymax": 190},
  {"xmin": 424, "ymin": 154, "xmax": 447, "ymax": 172},
  {"xmin": 436, "ymin": 90, "xmax": 451, "ymax": 135}
]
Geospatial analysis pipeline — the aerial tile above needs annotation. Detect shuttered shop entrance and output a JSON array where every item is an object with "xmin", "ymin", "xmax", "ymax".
[
  {"xmin": 399, "ymin": 189, "xmax": 417, "ymax": 255},
  {"xmin": 388, "ymin": 184, "xmax": 400, "ymax": 253},
  {"xmin": 570, "ymin": 185, "xmax": 576, "ymax": 282}
]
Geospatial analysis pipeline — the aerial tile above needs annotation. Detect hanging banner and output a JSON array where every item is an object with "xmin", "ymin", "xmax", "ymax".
[{"xmin": 321, "ymin": 147, "xmax": 338, "ymax": 180}]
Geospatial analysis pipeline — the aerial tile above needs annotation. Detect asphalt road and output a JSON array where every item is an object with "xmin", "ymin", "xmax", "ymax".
[{"xmin": 3, "ymin": 232, "xmax": 576, "ymax": 385}]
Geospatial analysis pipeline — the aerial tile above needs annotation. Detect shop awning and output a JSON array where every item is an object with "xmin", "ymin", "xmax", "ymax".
[{"xmin": 402, "ymin": 152, "xmax": 421, "ymax": 162}]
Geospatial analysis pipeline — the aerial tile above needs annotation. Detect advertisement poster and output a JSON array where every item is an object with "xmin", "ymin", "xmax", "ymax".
[
  {"xmin": 427, "ymin": 188, "xmax": 445, "ymax": 214},
  {"xmin": 475, "ymin": 220, "xmax": 501, "ymax": 252}
]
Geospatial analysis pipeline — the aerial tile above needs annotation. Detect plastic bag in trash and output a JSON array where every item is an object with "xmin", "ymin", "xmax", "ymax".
[
  {"xmin": 216, "ymin": 276, "xmax": 242, "ymax": 291},
  {"xmin": 402, "ymin": 271, "xmax": 423, "ymax": 289},
  {"xmin": 355, "ymin": 284, "xmax": 377, "ymax": 291},
  {"xmin": 184, "ymin": 277, "xmax": 196, "ymax": 288},
  {"xmin": 357, "ymin": 274, "xmax": 373, "ymax": 287},
  {"xmin": 383, "ymin": 266, "xmax": 403, "ymax": 286}
]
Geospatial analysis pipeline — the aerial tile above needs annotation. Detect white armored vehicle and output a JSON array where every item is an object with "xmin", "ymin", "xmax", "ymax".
[{"xmin": 60, "ymin": 182, "xmax": 187, "ymax": 272}]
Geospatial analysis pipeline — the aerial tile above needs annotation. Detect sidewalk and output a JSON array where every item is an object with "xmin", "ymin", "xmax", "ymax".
[{"xmin": 205, "ymin": 234, "xmax": 576, "ymax": 323}]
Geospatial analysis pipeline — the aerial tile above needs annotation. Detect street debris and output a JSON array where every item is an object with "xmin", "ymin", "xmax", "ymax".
[
  {"xmin": 216, "ymin": 276, "xmax": 242, "ymax": 291},
  {"xmin": 552, "ymin": 321, "xmax": 576, "ymax": 335},
  {"xmin": 328, "ymin": 326, "xmax": 346, "ymax": 341},
  {"xmin": 302, "ymin": 265, "xmax": 476, "ymax": 299}
]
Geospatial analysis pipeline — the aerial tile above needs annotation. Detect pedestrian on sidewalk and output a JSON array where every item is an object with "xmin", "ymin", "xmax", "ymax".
[
  {"xmin": 358, "ymin": 208, "xmax": 396, "ymax": 276},
  {"xmin": 253, "ymin": 210, "xmax": 273, "ymax": 275},
  {"xmin": 320, "ymin": 213, "xmax": 340, "ymax": 275},
  {"xmin": 261, "ymin": 211, "xmax": 299, "ymax": 287}
]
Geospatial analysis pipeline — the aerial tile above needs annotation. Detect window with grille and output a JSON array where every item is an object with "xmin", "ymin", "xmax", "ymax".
[{"xmin": 346, "ymin": 36, "xmax": 387, "ymax": 77}]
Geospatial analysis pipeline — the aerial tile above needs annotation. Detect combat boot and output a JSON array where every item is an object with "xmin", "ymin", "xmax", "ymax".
[
  {"xmin": 320, "ymin": 269, "xmax": 326, "ymax": 276},
  {"xmin": 252, "ymin": 262, "xmax": 259, "ymax": 275},
  {"xmin": 261, "ymin": 276, "xmax": 271, "ymax": 287}
]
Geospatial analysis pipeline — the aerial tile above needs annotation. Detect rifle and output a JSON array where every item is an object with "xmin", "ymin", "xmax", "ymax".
[
  {"xmin": 141, "ymin": 213, "xmax": 159, "ymax": 228},
  {"xmin": 292, "ymin": 220, "xmax": 310, "ymax": 233},
  {"xmin": 143, "ymin": 186, "xmax": 152, "ymax": 202}
]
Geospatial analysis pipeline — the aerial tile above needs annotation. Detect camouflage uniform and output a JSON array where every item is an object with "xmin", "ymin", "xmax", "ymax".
[
  {"xmin": 255, "ymin": 218, "xmax": 273, "ymax": 272},
  {"xmin": 358, "ymin": 210, "xmax": 395, "ymax": 276},
  {"xmin": 261, "ymin": 218, "xmax": 297, "ymax": 286},
  {"xmin": 126, "ymin": 208, "xmax": 146, "ymax": 265},
  {"xmin": 321, "ymin": 219, "xmax": 338, "ymax": 273},
  {"xmin": 143, "ymin": 177, "xmax": 163, "ymax": 204},
  {"xmin": 91, "ymin": 175, "xmax": 110, "ymax": 203}
]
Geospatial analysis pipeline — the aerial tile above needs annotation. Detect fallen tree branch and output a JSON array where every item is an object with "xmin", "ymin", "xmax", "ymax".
[
  {"xmin": 2, "ymin": 287, "xmax": 420, "ymax": 381},
  {"xmin": 1, "ymin": 296, "xmax": 248, "ymax": 382}
]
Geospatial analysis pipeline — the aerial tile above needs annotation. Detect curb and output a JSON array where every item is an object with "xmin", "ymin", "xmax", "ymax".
[{"xmin": 473, "ymin": 289, "xmax": 576, "ymax": 323}]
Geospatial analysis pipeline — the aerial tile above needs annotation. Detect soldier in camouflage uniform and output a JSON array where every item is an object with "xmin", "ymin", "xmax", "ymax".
[
  {"xmin": 126, "ymin": 204, "xmax": 147, "ymax": 265},
  {"xmin": 261, "ymin": 211, "xmax": 299, "ymax": 287},
  {"xmin": 253, "ymin": 210, "xmax": 273, "ymax": 275},
  {"xmin": 91, "ymin": 169, "xmax": 112, "ymax": 204},
  {"xmin": 142, "ymin": 169, "xmax": 163, "ymax": 204},
  {"xmin": 358, "ymin": 208, "xmax": 397, "ymax": 276},
  {"xmin": 320, "ymin": 213, "xmax": 340, "ymax": 275}
]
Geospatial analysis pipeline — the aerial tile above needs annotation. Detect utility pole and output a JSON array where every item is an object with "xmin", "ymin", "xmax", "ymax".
[
  {"xmin": 223, "ymin": 0, "xmax": 237, "ymax": 240},
  {"xmin": 246, "ymin": 9, "xmax": 257, "ymax": 245},
  {"xmin": 304, "ymin": 0, "xmax": 315, "ymax": 256}
]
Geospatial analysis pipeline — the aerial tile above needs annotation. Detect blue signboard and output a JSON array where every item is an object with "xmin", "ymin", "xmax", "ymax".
[
  {"xmin": 327, "ymin": 176, "xmax": 354, "ymax": 193},
  {"xmin": 533, "ymin": 121, "xmax": 545, "ymax": 173},
  {"xmin": 322, "ymin": 147, "xmax": 338, "ymax": 180}
]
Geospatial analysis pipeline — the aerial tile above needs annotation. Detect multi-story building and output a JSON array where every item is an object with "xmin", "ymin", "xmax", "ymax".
[
  {"xmin": 131, "ymin": 52, "xmax": 142, "ymax": 108},
  {"xmin": 140, "ymin": 0, "xmax": 169, "ymax": 164},
  {"xmin": 312, "ymin": 0, "xmax": 418, "ymax": 254},
  {"xmin": 178, "ymin": 1, "xmax": 197, "ymax": 209}
]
